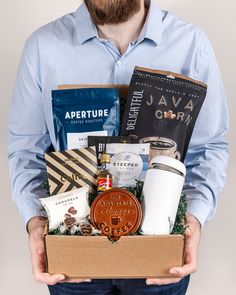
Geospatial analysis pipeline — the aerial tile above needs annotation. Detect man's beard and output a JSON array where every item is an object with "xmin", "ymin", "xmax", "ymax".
[{"xmin": 84, "ymin": 0, "xmax": 141, "ymax": 25}]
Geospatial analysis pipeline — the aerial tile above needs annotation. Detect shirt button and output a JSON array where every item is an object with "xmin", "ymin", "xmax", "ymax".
[{"xmin": 116, "ymin": 60, "xmax": 122, "ymax": 66}]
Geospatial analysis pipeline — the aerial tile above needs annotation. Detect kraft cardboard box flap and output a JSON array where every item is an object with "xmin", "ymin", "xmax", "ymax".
[{"xmin": 45, "ymin": 235, "xmax": 184, "ymax": 279}]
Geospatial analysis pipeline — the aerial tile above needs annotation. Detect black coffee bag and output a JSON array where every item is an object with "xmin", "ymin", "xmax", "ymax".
[{"xmin": 120, "ymin": 67, "xmax": 207, "ymax": 162}]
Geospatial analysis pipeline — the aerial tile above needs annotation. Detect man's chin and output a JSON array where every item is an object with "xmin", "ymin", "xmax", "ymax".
[{"xmin": 84, "ymin": 0, "xmax": 142, "ymax": 26}]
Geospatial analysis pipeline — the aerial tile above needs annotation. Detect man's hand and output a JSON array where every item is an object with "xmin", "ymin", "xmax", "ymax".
[
  {"xmin": 146, "ymin": 214, "xmax": 201, "ymax": 285},
  {"xmin": 28, "ymin": 216, "xmax": 91, "ymax": 285}
]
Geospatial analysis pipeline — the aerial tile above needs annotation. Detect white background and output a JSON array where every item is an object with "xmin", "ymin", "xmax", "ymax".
[{"xmin": 0, "ymin": 0, "xmax": 235, "ymax": 294}]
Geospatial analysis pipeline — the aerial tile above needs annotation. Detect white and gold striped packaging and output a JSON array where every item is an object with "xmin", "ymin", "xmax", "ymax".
[{"xmin": 45, "ymin": 146, "xmax": 98, "ymax": 195}]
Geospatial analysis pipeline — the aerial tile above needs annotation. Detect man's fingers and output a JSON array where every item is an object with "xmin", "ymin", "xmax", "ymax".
[
  {"xmin": 28, "ymin": 223, "xmax": 63, "ymax": 285},
  {"xmin": 34, "ymin": 270, "xmax": 92, "ymax": 285},
  {"xmin": 169, "ymin": 262, "xmax": 197, "ymax": 278},
  {"xmin": 146, "ymin": 277, "xmax": 181, "ymax": 285},
  {"xmin": 35, "ymin": 273, "xmax": 65, "ymax": 285},
  {"xmin": 61, "ymin": 279, "xmax": 92, "ymax": 284},
  {"xmin": 146, "ymin": 260, "xmax": 196, "ymax": 285},
  {"xmin": 185, "ymin": 226, "xmax": 192, "ymax": 239}
]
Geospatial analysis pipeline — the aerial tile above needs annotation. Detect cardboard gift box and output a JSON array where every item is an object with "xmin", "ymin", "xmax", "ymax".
[
  {"xmin": 44, "ymin": 84, "xmax": 185, "ymax": 279},
  {"xmin": 44, "ymin": 232, "xmax": 184, "ymax": 279}
]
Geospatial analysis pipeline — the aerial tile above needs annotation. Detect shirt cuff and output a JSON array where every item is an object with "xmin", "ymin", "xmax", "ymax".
[
  {"xmin": 21, "ymin": 200, "xmax": 47, "ymax": 229},
  {"xmin": 186, "ymin": 197, "xmax": 212, "ymax": 228}
]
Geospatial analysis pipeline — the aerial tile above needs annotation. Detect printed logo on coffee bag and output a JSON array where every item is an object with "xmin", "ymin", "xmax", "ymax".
[
  {"xmin": 146, "ymin": 94, "xmax": 194, "ymax": 126},
  {"xmin": 64, "ymin": 109, "xmax": 109, "ymax": 120},
  {"xmin": 111, "ymin": 152, "xmax": 143, "ymax": 181},
  {"xmin": 106, "ymin": 143, "xmax": 149, "ymax": 187}
]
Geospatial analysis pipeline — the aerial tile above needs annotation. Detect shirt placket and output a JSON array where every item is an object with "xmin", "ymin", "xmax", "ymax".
[{"xmin": 100, "ymin": 40, "xmax": 136, "ymax": 84}]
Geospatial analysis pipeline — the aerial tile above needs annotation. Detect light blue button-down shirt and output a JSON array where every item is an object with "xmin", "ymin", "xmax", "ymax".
[{"xmin": 8, "ymin": 0, "xmax": 229, "ymax": 228}]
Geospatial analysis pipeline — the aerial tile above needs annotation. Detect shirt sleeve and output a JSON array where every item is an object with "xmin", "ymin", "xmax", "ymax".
[
  {"xmin": 8, "ymin": 37, "xmax": 51, "ymax": 227},
  {"xmin": 184, "ymin": 32, "xmax": 229, "ymax": 227}
]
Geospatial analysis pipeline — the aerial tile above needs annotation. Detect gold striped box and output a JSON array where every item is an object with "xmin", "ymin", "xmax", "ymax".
[{"xmin": 45, "ymin": 147, "xmax": 98, "ymax": 195}]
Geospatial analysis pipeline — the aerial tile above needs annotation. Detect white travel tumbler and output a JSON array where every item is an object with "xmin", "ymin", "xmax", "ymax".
[{"xmin": 141, "ymin": 156, "xmax": 186, "ymax": 235}]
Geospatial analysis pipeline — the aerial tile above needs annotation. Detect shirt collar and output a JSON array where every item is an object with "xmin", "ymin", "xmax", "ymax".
[
  {"xmin": 75, "ymin": 0, "xmax": 163, "ymax": 46},
  {"xmin": 139, "ymin": 0, "xmax": 163, "ymax": 45},
  {"xmin": 75, "ymin": 3, "xmax": 98, "ymax": 45}
]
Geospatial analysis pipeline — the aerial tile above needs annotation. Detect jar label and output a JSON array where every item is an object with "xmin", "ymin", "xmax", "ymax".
[{"xmin": 97, "ymin": 178, "xmax": 112, "ymax": 193}]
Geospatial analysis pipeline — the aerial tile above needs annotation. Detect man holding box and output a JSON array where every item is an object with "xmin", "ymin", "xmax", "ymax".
[{"xmin": 8, "ymin": 0, "xmax": 228, "ymax": 294}]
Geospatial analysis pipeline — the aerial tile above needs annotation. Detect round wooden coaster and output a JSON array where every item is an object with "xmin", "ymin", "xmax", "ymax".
[{"xmin": 90, "ymin": 188, "xmax": 142, "ymax": 241}]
